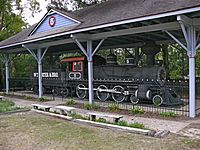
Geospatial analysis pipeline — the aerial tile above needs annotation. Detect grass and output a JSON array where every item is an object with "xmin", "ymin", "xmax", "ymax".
[
  {"xmin": 0, "ymin": 113, "xmax": 200, "ymax": 150},
  {"xmin": 38, "ymin": 97, "xmax": 49, "ymax": 102},
  {"xmin": 69, "ymin": 112, "xmax": 146, "ymax": 130},
  {"xmin": 108, "ymin": 104, "xmax": 119, "ymax": 112},
  {"xmin": 130, "ymin": 107, "xmax": 145, "ymax": 114},
  {"xmin": 0, "ymin": 100, "xmax": 20, "ymax": 113},
  {"xmin": 84, "ymin": 103, "xmax": 100, "ymax": 110},
  {"xmin": 68, "ymin": 113, "xmax": 88, "ymax": 120},
  {"xmin": 24, "ymin": 95, "xmax": 32, "ymax": 100},
  {"xmin": 66, "ymin": 99, "xmax": 76, "ymax": 105},
  {"xmin": 160, "ymin": 112, "xmax": 177, "ymax": 117}
]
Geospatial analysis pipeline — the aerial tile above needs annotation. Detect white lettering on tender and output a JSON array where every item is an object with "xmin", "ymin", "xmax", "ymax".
[{"xmin": 33, "ymin": 72, "xmax": 59, "ymax": 78}]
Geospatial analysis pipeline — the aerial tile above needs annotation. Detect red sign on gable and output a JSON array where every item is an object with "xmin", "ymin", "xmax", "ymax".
[{"xmin": 49, "ymin": 16, "xmax": 56, "ymax": 27}]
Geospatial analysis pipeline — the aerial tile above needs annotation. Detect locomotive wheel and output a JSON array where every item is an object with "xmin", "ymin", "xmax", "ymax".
[
  {"xmin": 53, "ymin": 88, "xmax": 60, "ymax": 96},
  {"xmin": 152, "ymin": 95, "xmax": 163, "ymax": 106},
  {"xmin": 112, "ymin": 85, "xmax": 126, "ymax": 103},
  {"xmin": 61, "ymin": 88, "xmax": 69, "ymax": 98},
  {"xmin": 76, "ymin": 84, "xmax": 87, "ymax": 99},
  {"xmin": 33, "ymin": 86, "xmax": 38, "ymax": 94},
  {"xmin": 130, "ymin": 94, "xmax": 139, "ymax": 105},
  {"xmin": 96, "ymin": 85, "xmax": 109, "ymax": 101}
]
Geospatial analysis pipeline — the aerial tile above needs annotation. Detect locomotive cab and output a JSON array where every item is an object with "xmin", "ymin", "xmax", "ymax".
[{"xmin": 61, "ymin": 57, "xmax": 84, "ymax": 80}]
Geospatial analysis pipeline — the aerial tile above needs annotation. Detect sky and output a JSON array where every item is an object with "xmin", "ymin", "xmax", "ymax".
[{"xmin": 25, "ymin": 0, "xmax": 50, "ymax": 25}]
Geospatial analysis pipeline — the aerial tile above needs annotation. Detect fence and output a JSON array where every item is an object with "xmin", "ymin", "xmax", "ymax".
[{"xmin": 7, "ymin": 77, "xmax": 200, "ymax": 116}]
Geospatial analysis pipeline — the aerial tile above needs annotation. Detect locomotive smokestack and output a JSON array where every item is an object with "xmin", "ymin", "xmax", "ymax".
[{"xmin": 142, "ymin": 42, "xmax": 160, "ymax": 66}]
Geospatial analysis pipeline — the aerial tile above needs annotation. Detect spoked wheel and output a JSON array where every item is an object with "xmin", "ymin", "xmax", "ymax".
[
  {"xmin": 33, "ymin": 86, "xmax": 38, "ymax": 94},
  {"xmin": 76, "ymin": 84, "xmax": 87, "ymax": 99},
  {"xmin": 112, "ymin": 85, "xmax": 126, "ymax": 103},
  {"xmin": 152, "ymin": 95, "xmax": 163, "ymax": 106},
  {"xmin": 130, "ymin": 94, "xmax": 139, "ymax": 105},
  {"xmin": 61, "ymin": 88, "xmax": 69, "ymax": 98},
  {"xmin": 96, "ymin": 85, "xmax": 109, "ymax": 101},
  {"xmin": 53, "ymin": 88, "xmax": 60, "ymax": 96}
]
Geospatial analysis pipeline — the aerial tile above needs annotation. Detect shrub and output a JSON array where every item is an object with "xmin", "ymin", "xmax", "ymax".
[
  {"xmin": 130, "ymin": 107, "xmax": 144, "ymax": 114},
  {"xmin": 129, "ymin": 122, "xmax": 145, "ymax": 129},
  {"xmin": 0, "ymin": 100, "xmax": 19, "ymax": 112},
  {"xmin": 38, "ymin": 97, "xmax": 47, "ymax": 102},
  {"xmin": 96, "ymin": 118, "xmax": 107, "ymax": 123},
  {"xmin": 108, "ymin": 104, "xmax": 119, "ymax": 112},
  {"xmin": 66, "ymin": 99, "xmax": 76, "ymax": 105},
  {"xmin": 69, "ymin": 113, "xmax": 88, "ymax": 120},
  {"xmin": 1, "ymin": 92, "xmax": 7, "ymax": 96},
  {"xmin": 115, "ymin": 121, "xmax": 128, "ymax": 126},
  {"xmin": 24, "ymin": 96, "xmax": 32, "ymax": 100},
  {"xmin": 160, "ymin": 112, "xmax": 176, "ymax": 117},
  {"xmin": 84, "ymin": 103, "xmax": 100, "ymax": 110}
]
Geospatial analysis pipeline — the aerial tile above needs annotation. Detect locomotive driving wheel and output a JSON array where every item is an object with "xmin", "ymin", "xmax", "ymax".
[
  {"xmin": 152, "ymin": 95, "xmax": 163, "ymax": 106},
  {"xmin": 61, "ymin": 88, "xmax": 69, "ymax": 98},
  {"xmin": 112, "ymin": 85, "xmax": 126, "ymax": 103},
  {"xmin": 76, "ymin": 84, "xmax": 87, "ymax": 99},
  {"xmin": 130, "ymin": 94, "xmax": 139, "ymax": 105},
  {"xmin": 96, "ymin": 85, "xmax": 109, "ymax": 101}
]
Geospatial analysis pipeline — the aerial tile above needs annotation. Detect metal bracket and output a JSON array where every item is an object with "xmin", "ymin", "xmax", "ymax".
[
  {"xmin": 22, "ymin": 44, "xmax": 48, "ymax": 62},
  {"xmin": 71, "ymin": 34, "xmax": 105, "ymax": 60}
]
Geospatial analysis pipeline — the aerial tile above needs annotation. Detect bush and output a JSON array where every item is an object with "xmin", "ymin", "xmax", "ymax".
[
  {"xmin": 0, "ymin": 100, "xmax": 20, "ymax": 112},
  {"xmin": 130, "ymin": 107, "xmax": 144, "ymax": 114},
  {"xmin": 96, "ymin": 118, "xmax": 107, "ymax": 123},
  {"xmin": 129, "ymin": 122, "xmax": 145, "ymax": 129},
  {"xmin": 84, "ymin": 103, "xmax": 100, "ymax": 110},
  {"xmin": 69, "ymin": 113, "xmax": 88, "ymax": 120},
  {"xmin": 108, "ymin": 104, "xmax": 119, "ymax": 112},
  {"xmin": 24, "ymin": 96, "xmax": 32, "ymax": 100},
  {"xmin": 115, "ymin": 121, "xmax": 128, "ymax": 126},
  {"xmin": 66, "ymin": 99, "xmax": 76, "ymax": 105},
  {"xmin": 160, "ymin": 112, "xmax": 176, "ymax": 117},
  {"xmin": 38, "ymin": 97, "xmax": 48, "ymax": 102}
]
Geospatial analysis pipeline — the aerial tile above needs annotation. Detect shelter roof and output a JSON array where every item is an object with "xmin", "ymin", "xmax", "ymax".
[{"xmin": 0, "ymin": 0, "xmax": 200, "ymax": 50}]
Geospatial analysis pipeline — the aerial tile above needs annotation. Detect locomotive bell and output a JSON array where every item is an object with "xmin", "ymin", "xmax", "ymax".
[{"xmin": 142, "ymin": 42, "xmax": 160, "ymax": 66}]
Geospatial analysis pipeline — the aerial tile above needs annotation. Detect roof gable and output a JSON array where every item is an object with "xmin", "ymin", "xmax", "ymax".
[{"xmin": 30, "ymin": 9, "xmax": 80, "ymax": 36}]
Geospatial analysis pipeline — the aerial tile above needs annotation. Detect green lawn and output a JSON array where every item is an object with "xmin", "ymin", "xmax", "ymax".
[
  {"xmin": 0, "ymin": 100, "xmax": 20, "ymax": 112},
  {"xmin": 0, "ymin": 112, "xmax": 199, "ymax": 150}
]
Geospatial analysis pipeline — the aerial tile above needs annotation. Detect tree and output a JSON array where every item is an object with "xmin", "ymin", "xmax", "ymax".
[
  {"xmin": 0, "ymin": 0, "xmax": 40, "ymax": 90},
  {"xmin": 47, "ymin": 0, "xmax": 107, "ymax": 11}
]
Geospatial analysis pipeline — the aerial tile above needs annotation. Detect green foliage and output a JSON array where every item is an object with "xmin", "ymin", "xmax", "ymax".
[
  {"xmin": 108, "ymin": 104, "xmax": 119, "ymax": 112},
  {"xmin": 96, "ymin": 118, "xmax": 107, "ymax": 123},
  {"xmin": 38, "ymin": 97, "xmax": 49, "ymax": 102},
  {"xmin": 130, "ymin": 107, "xmax": 145, "ymax": 115},
  {"xmin": 68, "ymin": 113, "xmax": 88, "ymax": 120},
  {"xmin": 114, "ymin": 121, "xmax": 128, "ymax": 126},
  {"xmin": 66, "ymin": 99, "xmax": 76, "ymax": 106},
  {"xmin": 129, "ymin": 122, "xmax": 145, "ymax": 129},
  {"xmin": 0, "ymin": 100, "xmax": 20, "ymax": 112},
  {"xmin": 160, "ymin": 112, "xmax": 176, "ymax": 117},
  {"xmin": 84, "ymin": 103, "xmax": 100, "ymax": 110},
  {"xmin": 168, "ymin": 44, "xmax": 188, "ymax": 79},
  {"xmin": 114, "ymin": 121, "xmax": 146, "ymax": 129},
  {"xmin": 11, "ymin": 54, "xmax": 36, "ymax": 78},
  {"xmin": 24, "ymin": 96, "xmax": 32, "ymax": 100},
  {"xmin": 48, "ymin": 0, "xmax": 107, "ymax": 11}
]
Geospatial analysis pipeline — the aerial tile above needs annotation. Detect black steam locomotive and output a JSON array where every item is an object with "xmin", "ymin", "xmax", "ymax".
[{"xmin": 32, "ymin": 53, "xmax": 183, "ymax": 106}]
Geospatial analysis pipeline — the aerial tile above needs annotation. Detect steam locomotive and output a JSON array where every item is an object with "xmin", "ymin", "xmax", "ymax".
[{"xmin": 32, "ymin": 53, "xmax": 183, "ymax": 106}]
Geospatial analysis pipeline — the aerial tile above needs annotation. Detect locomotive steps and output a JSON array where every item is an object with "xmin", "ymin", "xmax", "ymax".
[{"xmin": 31, "ymin": 105, "xmax": 170, "ymax": 138}]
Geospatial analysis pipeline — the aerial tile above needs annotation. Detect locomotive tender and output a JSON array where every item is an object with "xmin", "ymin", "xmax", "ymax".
[{"xmin": 32, "ymin": 54, "xmax": 183, "ymax": 106}]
